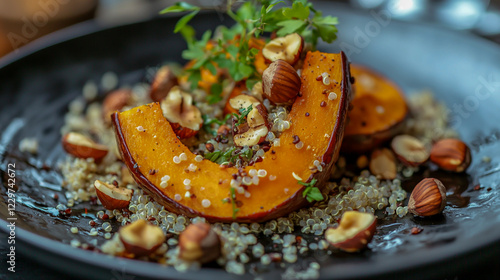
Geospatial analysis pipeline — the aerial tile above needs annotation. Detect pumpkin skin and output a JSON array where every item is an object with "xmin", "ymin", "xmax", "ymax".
[
  {"xmin": 342, "ymin": 64, "xmax": 408, "ymax": 153},
  {"xmin": 112, "ymin": 51, "xmax": 352, "ymax": 222}
]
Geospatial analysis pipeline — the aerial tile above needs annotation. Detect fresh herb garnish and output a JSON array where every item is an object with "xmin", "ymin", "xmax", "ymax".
[
  {"xmin": 202, "ymin": 114, "xmax": 231, "ymax": 135},
  {"xmin": 161, "ymin": 0, "xmax": 338, "ymax": 96},
  {"xmin": 204, "ymin": 147, "xmax": 237, "ymax": 164},
  {"xmin": 230, "ymin": 186, "xmax": 239, "ymax": 219},
  {"xmin": 299, "ymin": 178, "xmax": 323, "ymax": 202},
  {"xmin": 233, "ymin": 105, "xmax": 253, "ymax": 126}
]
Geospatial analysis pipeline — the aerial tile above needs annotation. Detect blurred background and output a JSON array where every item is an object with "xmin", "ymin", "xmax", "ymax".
[{"xmin": 0, "ymin": 0, "xmax": 500, "ymax": 58}]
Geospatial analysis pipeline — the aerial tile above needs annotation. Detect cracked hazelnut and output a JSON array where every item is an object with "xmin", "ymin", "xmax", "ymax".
[
  {"xmin": 262, "ymin": 33, "xmax": 304, "ymax": 65},
  {"xmin": 179, "ymin": 222, "xmax": 221, "ymax": 263},
  {"xmin": 119, "ymin": 219, "xmax": 165, "ymax": 257},
  {"xmin": 369, "ymin": 148, "xmax": 397, "ymax": 179},
  {"xmin": 391, "ymin": 135, "xmax": 429, "ymax": 166},
  {"xmin": 61, "ymin": 132, "xmax": 108, "ymax": 161},
  {"xmin": 161, "ymin": 86, "xmax": 203, "ymax": 139},
  {"xmin": 325, "ymin": 211, "xmax": 377, "ymax": 252},
  {"xmin": 94, "ymin": 180, "xmax": 133, "ymax": 210}
]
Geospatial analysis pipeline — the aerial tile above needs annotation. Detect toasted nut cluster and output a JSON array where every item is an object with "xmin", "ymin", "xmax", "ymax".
[
  {"xmin": 325, "ymin": 211, "xmax": 377, "ymax": 252},
  {"xmin": 229, "ymin": 95, "xmax": 269, "ymax": 147},
  {"xmin": 391, "ymin": 135, "xmax": 429, "ymax": 166},
  {"xmin": 161, "ymin": 86, "xmax": 203, "ymax": 139},
  {"xmin": 262, "ymin": 60, "xmax": 301, "ymax": 106},
  {"xmin": 94, "ymin": 180, "xmax": 133, "ymax": 210},
  {"xmin": 430, "ymin": 138, "xmax": 471, "ymax": 172},
  {"xmin": 179, "ymin": 222, "xmax": 221, "ymax": 263},
  {"xmin": 408, "ymin": 178, "xmax": 447, "ymax": 216},
  {"xmin": 119, "ymin": 219, "xmax": 166, "ymax": 257},
  {"xmin": 369, "ymin": 148, "xmax": 397, "ymax": 179},
  {"xmin": 262, "ymin": 33, "xmax": 304, "ymax": 66},
  {"xmin": 102, "ymin": 89, "xmax": 132, "ymax": 125},
  {"xmin": 150, "ymin": 65, "xmax": 177, "ymax": 102},
  {"xmin": 61, "ymin": 132, "xmax": 109, "ymax": 161}
]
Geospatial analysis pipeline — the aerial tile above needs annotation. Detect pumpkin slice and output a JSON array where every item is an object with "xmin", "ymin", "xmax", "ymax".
[
  {"xmin": 342, "ymin": 64, "xmax": 408, "ymax": 153},
  {"xmin": 112, "ymin": 51, "xmax": 352, "ymax": 222}
]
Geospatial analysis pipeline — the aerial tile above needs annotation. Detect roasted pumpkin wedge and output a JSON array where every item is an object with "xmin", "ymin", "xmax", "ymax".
[
  {"xmin": 112, "ymin": 51, "xmax": 352, "ymax": 222},
  {"xmin": 342, "ymin": 64, "xmax": 408, "ymax": 153}
]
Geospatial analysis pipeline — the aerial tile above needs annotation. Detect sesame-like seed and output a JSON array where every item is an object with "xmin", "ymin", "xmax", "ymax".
[
  {"xmin": 136, "ymin": 126, "xmax": 145, "ymax": 132},
  {"xmin": 183, "ymin": 179, "xmax": 191, "ymax": 186},
  {"xmin": 202, "ymin": 199, "xmax": 211, "ymax": 208},
  {"xmin": 376, "ymin": 106, "xmax": 385, "ymax": 114},
  {"xmin": 185, "ymin": 185, "xmax": 191, "ymax": 190},
  {"xmin": 70, "ymin": 227, "xmax": 78, "ymax": 234},
  {"xmin": 179, "ymin": 153, "xmax": 188, "ymax": 161},
  {"xmin": 257, "ymin": 169, "xmax": 267, "ymax": 177},
  {"xmin": 188, "ymin": 164, "xmax": 197, "ymax": 172},
  {"xmin": 249, "ymin": 169, "xmax": 257, "ymax": 177},
  {"xmin": 104, "ymin": 233, "xmax": 112, "ymax": 239},
  {"xmin": 295, "ymin": 141, "xmax": 304, "ymax": 149},
  {"xmin": 269, "ymin": 175, "xmax": 277, "ymax": 181},
  {"xmin": 292, "ymin": 172, "xmax": 303, "ymax": 181},
  {"xmin": 173, "ymin": 156, "xmax": 181, "ymax": 164},
  {"xmin": 284, "ymin": 188, "xmax": 289, "ymax": 194},
  {"xmin": 194, "ymin": 155, "xmax": 203, "ymax": 162},
  {"xmin": 242, "ymin": 176, "xmax": 252, "ymax": 186},
  {"xmin": 323, "ymin": 77, "xmax": 330, "ymax": 85},
  {"xmin": 237, "ymin": 186, "xmax": 245, "ymax": 194},
  {"xmin": 174, "ymin": 194, "xmax": 182, "ymax": 201},
  {"xmin": 70, "ymin": 239, "xmax": 81, "ymax": 247},
  {"xmin": 273, "ymin": 138, "xmax": 281, "ymax": 147},
  {"xmin": 328, "ymin": 92, "xmax": 337, "ymax": 100},
  {"xmin": 185, "ymin": 191, "xmax": 191, "ymax": 198},
  {"xmin": 244, "ymin": 191, "xmax": 251, "ymax": 198}
]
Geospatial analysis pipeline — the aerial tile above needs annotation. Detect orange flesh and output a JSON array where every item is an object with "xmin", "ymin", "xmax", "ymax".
[
  {"xmin": 345, "ymin": 65, "xmax": 407, "ymax": 136},
  {"xmin": 113, "ymin": 51, "xmax": 350, "ymax": 222}
]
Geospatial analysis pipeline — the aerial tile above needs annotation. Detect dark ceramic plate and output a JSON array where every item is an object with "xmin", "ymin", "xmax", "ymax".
[{"xmin": 1, "ymin": 2, "xmax": 500, "ymax": 280}]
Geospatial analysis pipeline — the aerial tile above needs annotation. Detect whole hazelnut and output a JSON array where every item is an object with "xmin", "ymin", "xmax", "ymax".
[
  {"xmin": 430, "ymin": 138, "xmax": 471, "ymax": 172},
  {"xmin": 262, "ymin": 60, "xmax": 301, "ymax": 106},
  {"xmin": 408, "ymin": 178, "xmax": 447, "ymax": 216}
]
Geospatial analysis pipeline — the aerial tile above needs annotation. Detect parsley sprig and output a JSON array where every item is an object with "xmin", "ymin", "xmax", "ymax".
[
  {"xmin": 299, "ymin": 178, "xmax": 324, "ymax": 203},
  {"xmin": 161, "ymin": 0, "xmax": 338, "ymax": 98}
]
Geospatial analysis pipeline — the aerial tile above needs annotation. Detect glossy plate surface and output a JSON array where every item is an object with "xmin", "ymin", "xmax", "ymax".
[{"xmin": 1, "ymin": 3, "xmax": 500, "ymax": 280}]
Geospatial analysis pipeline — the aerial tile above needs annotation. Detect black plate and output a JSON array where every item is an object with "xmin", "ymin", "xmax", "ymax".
[{"xmin": 1, "ymin": 2, "xmax": 500, "ymax": 280}]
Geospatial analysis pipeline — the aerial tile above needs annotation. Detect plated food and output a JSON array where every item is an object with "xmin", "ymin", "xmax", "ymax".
[{"xmin": 3, "ymin": 0, "xmax": 488, "ymax": 278}]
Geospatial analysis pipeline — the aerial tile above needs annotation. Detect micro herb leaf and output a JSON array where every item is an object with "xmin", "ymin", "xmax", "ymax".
[
  {"xmin": 233, "ymin": 105, "xmax": 253, "ymax": 126},
  {"xmin": 298, "ymin": 178, "xmax": 323, "ymax": 203},
  {"xmin": 160, "ymin": 2, "xmax": 199, "ymax": 14},
  {"xmin": 174, "ymin": 10, "xmax": 200, "ymax": 33},
  {"xmin": 276, "ymin": 19, "xmax": 307, "ymax": 37}
]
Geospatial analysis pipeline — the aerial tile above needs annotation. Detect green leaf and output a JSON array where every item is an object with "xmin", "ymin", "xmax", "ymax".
[
  {"xmin": 208, "ymin": 83, "xmax": 223, "ymax": 104},
  {"xmin": 160, "ymin": 2, "xmax": 198, "ymax": 14},
  {"xmin": 174, "ymin": 10, "xmax": 199, "ymax": 33},
  {"xmin": 266, "ymin": 1, "xmax": 284, "ymax": 13},
  {"xmin": 179, "ymin": 24, "xmax": 195, "ymax": 45},
  {"xmin": 276, "ymin": 19, "xmax": 307, "ymax": 36},
  {"xmin": 282, "ymin": 2, "xmax": 310, "ymax": 19},
  {"xmin": 306, "ymin": 187, "xmax": 324, "ymax": 202},
  {"xmin": 245, "ymin": 79, "xmax": 258, "ymax": 92},
  {"xmin": 233, "ymin": 104, "xmax": 253, "ymax": 126},
  {"xmin": 187, "ymin": 70, "xmax": 201, "ymax": 90}
]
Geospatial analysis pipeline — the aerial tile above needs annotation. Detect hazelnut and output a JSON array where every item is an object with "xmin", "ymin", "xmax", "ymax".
[
  {"xmin": 150, "ymin": 65, "xmax": 178, "ymax": 102},
  {"xmin": 262, "ymin": 33, "xmax": 304, "ymax": 65},
  {"xmin": 102, "ymin": 89, "xmax": 132, "ymax": 125},
  {"xmin": 61, "ymin": 132, "xmax": 109, "ymax": 161},
  {"xmin": 119, "ymin": 219, "xmax": 165, "ymax": 256},
  {"xmin": 408, "ymin": 178, "xmax": 446, "ymax": 216},
  {"xmin": 325, "ymin": 211, "xmax": 377, "ymax": 252},
  {"xmin": 161, "ymin": 86, "xmax": 203, "ymax": 139},
  {"xmin": 250, "ymin": 81, "xmax": 264, "ymax": 102},
  {"xmin": 262, "ymin": 60, "xmax": 301, "ymax": 106},
  {"xmin": 94, "ymin": 180, "xmax": 133, "ymax": 210},
  {"xmin": 229, "ymin": 95, "xmax": 269, "ymax": 146},
  {"xmin": 234, "ymin": 125, "xmax": 268, "ymax": 147},
  {"xmin": 430, "ymin": 138, "xmax": 471, "ymax": 172},
  {"xmin": 179, "ymin": 222, "xmax": 221, "ymax": 263},
  {"xmin": 391, "ymin": 135, "xmax": 429, "ymax": 166},
  {"xmin": 369, "ymin": 148, "xmax": 397, "ymax": 179}
]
